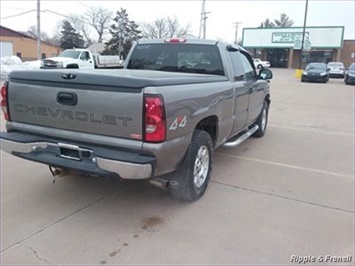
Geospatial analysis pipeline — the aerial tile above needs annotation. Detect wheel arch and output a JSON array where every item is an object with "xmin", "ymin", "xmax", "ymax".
[
  {"xmin": 66, "ymin": 64, "xmax": 79, "ymax": 69},
  {"xmin": 194, "ymin": 115, "xmax": 219, "ymax": 147}
]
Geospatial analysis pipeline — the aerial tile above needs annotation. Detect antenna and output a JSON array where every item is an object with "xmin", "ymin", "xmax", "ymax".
[{"xmin": 199, "ymin": 0, "xmax": 211, "ymax": 39}]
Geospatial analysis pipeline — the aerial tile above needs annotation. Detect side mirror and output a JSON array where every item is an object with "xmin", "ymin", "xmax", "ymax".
[
  {"xmin": 327, "ymin": 68, "xmax": 330, "ymax": 71},
  {"xmin": 259, "ymin": 68, "xmax": 273, "ymax": 80}
]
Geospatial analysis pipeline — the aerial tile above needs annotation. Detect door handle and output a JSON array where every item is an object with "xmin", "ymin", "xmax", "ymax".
[{"xmin": 57, "ymin": 92, "xmax": 78, "ymax": 106}]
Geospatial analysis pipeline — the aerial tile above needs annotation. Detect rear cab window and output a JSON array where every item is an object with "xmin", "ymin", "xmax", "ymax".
[{"xmin": 127, "ymin": 43, "xmax": 225, "ymax": 76}]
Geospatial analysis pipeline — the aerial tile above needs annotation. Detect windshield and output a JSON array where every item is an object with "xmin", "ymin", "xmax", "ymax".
[
  {"xmin": 349, "ymin": 63, "xmax": 355, "ymax": 71},
  {"xmin": 58, "ymin": 50, "xmax": 81, "ymax": 59},
  {"xmin": 127, "ymin": 43, "xmax": 225, "ymax": 76},
  {"xmin": 306, "ymin": 63, "xmax": 327, "ymax": 70},
  {"xmin": 328, "ymin": 62, "xmax": 344, "ymax": 68}
]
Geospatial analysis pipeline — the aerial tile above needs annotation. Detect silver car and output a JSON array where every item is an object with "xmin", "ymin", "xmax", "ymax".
[{"xmin": 327, "ymin": 62, "xmax": 345, "ymax": 78}]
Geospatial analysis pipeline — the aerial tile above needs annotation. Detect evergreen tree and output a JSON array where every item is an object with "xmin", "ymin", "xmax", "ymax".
[
  {"xmin": 259, "ymin": 18, "xmax": 276, "ymax": 28},
  {"xmin": 259, "ymin": 14, "xmax": 294, "ymax": 28},
  {"xmin": 274, "ymin": 13, "xmax": 294, "ymax": 27},
  {"xmin": 59, "ymin": 20, "xmax": 85, "ymax": 49},
  {"xmin": 102, "ymin": 8, "xmax": 141, "ymax": 58}
]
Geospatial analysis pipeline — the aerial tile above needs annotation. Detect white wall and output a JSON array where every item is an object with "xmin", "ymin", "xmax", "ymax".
[
  {"xmin": 0, "ymin": 42, "xmax": 14, "ymax": 57},
  {"xmin": 242, "ymin": 27, "xmax": 344, "ymax": 48}
]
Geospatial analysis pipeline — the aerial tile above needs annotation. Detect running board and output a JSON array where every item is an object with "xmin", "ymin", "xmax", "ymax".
[{"xmin": 222, "ymin": 125, "xmax": 259, "ymax": 148}]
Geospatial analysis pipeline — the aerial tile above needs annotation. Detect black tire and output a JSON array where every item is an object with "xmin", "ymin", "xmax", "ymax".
[
  {"xmin": 66, "ymin": 64, "xmax": 79, "ymax": 69},
  {"xmin": 253, "ymin": 101, "xmax": 269, "ymax": 138},
  {"xmin": 169, "ymin": 130, "xmax": 213, "ymax": 202}
]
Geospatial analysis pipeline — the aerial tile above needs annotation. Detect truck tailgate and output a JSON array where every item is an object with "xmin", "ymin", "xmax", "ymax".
[{"xmin": 7, "ymin": 70, "xmax": 144, "ymax": 140}]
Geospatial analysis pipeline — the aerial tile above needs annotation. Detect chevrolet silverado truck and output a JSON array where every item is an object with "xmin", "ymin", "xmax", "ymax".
[
  {"xmin": 0, "ymin": 39, "xmax": 273, "ymax": 201},
  {"xmin": 41, "ymin": 49, "xmax": 124, "ymax": 69}
]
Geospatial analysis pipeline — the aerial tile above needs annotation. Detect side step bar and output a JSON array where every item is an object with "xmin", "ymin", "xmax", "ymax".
[{"xmin": 222, "ymin": 125, "xmax": 259, "ymax": 148}]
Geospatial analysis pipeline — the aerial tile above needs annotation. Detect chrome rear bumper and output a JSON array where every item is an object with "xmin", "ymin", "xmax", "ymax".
[{"xmin": 1, "ymin": 138, "xmax": 153, "ymax": 180}]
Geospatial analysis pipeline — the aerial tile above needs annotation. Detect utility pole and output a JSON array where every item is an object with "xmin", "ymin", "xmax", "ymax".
[
  {"xmin": 199, "ymin": 0, "xmax": 211, "ymax": 39},
  {"xmin": 233, "ymin": 21, "xmax": 242, "ymax": 44},
  {"xmin": 36, "ymin": 0, "xmax": 41, "ymax": 60},
  {"xmin": 298, "ymin": 0, "xmax": 309, "ymax": 69}
]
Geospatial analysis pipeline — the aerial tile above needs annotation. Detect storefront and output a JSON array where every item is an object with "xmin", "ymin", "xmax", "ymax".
[{"xmin": 242, "ymin": 26, "xmax": 346, "ymax": 68}]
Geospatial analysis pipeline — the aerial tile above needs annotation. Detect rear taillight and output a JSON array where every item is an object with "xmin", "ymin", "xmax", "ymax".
[
  {"xmin": 144, "ymin": 95, "xmax": 166, "ymax": 143},
  {"xmin": 1, "ymin": 82, "xmax": 10, "ymax": 121}
]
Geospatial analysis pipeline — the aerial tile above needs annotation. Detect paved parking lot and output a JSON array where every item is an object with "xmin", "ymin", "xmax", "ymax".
[{"xmin": 1, "ymin": 69, "xmax": 354, "ymax": 265}]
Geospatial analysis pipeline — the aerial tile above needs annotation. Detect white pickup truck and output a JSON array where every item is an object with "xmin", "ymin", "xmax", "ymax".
[{"xmin": 41, "ymin": 49, "xmax": 124, "ymax": 69}]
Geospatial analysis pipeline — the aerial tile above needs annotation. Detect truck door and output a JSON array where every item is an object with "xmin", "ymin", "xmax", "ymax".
[
  {"xmin": 79, "ymin": 51, "xmax": 95, "ymax": 69},
  {"xmin": 238, "ymin": 51, "xmax": 265, "ymax": 125},
  {"xmin": 229, "ymin": 51, "xmax": 249, "ymax": 134}
]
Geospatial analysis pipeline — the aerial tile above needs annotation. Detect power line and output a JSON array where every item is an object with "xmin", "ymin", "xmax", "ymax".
[
  {"xmin": 1, "ymin": 7, "xmax": 31, "ymax": 11},
  {"xmin": 42, "ymin": 9, "xmax": 87, "ymax": 24},
  {"xmin": 1, "ymin": 9, "xmax": 35, "ymax": 20}
]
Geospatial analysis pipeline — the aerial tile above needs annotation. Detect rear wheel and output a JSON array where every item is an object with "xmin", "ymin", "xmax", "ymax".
[
  {"xmin": 169, "ymin": 130, "xmax": 213, "ymax": 201},
  {"xmin": 257, "ymin": 64, "xmax": 263, "ymax": 69},
  {"xmin": 253, "ymin": 101, "xmax": 269, "ymax": 138}
]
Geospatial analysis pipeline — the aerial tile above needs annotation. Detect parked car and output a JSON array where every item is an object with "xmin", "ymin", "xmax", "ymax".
[
  {"xmin": 0, "ymin": 38, "xmax": 273, "ymax": 202},
  {"xmin": 253, "ymin": 58, "xmax": 270, "ymax": 69},
  {"xmin": 344, "ymin": 63, "xmax": 355, "ymax": 85},
  {"xmin": 301, "ymin": 62, "xmax": 330, "ymax": 83},
  {"xmin": 327, "ymin": 62, "xmax": 345, "ymax": 78}
]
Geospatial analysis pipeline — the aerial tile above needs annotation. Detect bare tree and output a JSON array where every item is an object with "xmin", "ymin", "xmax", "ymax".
[
  {"xmin": 140, "ymin": 16, "xmax": 192, "ymax": 39},
  {"xmin": 20, "ymin": 25, "xmax": 61, "ymax": 46},
  {"xmin": 66, "ymin": 14, "xmax": 93, "ymax": 46},
  {"xmin": 84, "ymin": 6, "xmax": 113, "ymax": 43},
  {"xmin": 22, "ymin": 25, "xmax": 50, "ymax": 42}
]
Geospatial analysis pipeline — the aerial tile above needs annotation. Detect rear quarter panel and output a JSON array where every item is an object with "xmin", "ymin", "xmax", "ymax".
[{"xmin": 144, "ymin": 81, "xmax": 234, "ymax": 145}]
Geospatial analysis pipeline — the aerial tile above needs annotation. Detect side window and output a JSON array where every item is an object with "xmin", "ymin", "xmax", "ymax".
[
  {"xmin": 80, "ymin": 52, "xmax": 89, "ymax": 60},
  {"xmin": 239, "ymin": 52, "xmax": 257, "ymax": 81},
  {"xmin": 229, "ymin": 52, "xmax": 245, "ymax": 81}
]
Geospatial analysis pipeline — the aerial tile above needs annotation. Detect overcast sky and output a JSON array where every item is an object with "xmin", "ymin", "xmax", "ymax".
[{"xmin": 1, "ymin": 0, "xmax": 354, "ymax": 42}]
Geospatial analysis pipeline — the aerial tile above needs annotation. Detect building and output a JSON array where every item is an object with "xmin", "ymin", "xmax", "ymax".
[
  {"xmin": 0, "ymin": 25, "xmax": 61, "ymax": 61},
  {"xmin": 242, "ymin": 26, "xmax": 355, "ymax": 68}
]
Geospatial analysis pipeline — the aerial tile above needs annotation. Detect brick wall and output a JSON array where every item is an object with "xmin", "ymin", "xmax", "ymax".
[{"xmin": 340, "ymin": 40, "xmax": 355, "ymax": 67}]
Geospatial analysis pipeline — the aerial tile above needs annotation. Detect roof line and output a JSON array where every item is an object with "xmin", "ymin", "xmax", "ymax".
[{"xmin": 0, "ymin": 25, "xmax": 61, "ymax": 49}]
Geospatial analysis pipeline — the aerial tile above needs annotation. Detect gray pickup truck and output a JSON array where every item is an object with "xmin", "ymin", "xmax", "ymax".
[{"xmin": 0, "ymin": 39, "xmax": 273, "ymax": 201}]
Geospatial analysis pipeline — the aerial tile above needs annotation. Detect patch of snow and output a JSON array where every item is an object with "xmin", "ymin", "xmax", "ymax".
[
  {"xmin": 1, "ymin": 57, "xmax": 41, "ymax": 81},
  {"xmin": 1, "ymin": 56, "xmax": 22, "ymax": 65}
]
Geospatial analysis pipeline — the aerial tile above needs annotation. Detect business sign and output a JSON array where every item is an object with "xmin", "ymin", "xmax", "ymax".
[
  {"xmin": 272, "ymin": 32, "xmax": 309, "ymax": 43},
  {"xmin": 242, "ymin": 27, "xmax": 344, "ymax": 49},
  {"xmin": 294, "ymin": 35, "xmax": 311, "ymax": 50}
]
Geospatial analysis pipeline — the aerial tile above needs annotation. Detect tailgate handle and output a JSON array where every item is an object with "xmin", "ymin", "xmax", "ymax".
[{"xmin": 57, "ymin": 92, "xmax": 78, "ymax": 106}]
